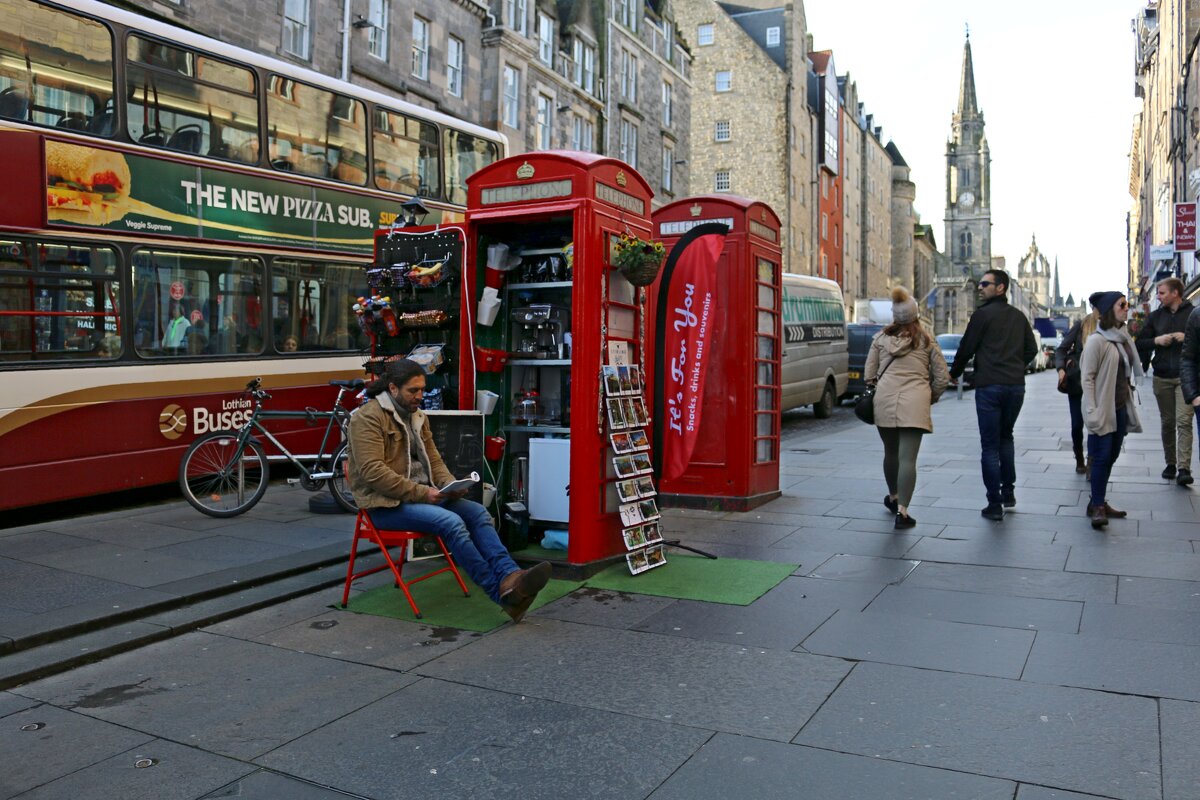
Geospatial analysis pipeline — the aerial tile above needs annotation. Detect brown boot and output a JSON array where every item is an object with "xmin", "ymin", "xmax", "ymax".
[
  {"xmin": 1073, "ymin": 446, "xmax": 1086, "ymax": 474},
  {"xmin": 499, "ymin": 562, "xmax": 552, "ymax": 623},
  {"xmin": 1089, "ymin": 504, "xmax": 1108, "ymax": 530},
  {"xmin": 1102, "ymin": 503, "xmax": 1127, "ymax": 518}
]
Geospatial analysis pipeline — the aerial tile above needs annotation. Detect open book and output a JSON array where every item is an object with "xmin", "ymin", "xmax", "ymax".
[{"xmin": 439, "ymin": 471, "xmax": 480, "ymax": 495}]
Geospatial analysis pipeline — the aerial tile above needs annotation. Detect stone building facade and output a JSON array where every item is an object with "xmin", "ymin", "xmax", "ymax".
[
  {"xmin": 861, "ymin": 113, "xmax": 892, "ymax": 301},
  {"xmin": 888, "ymin": 141, "xmax": 916, "ymax": 292},
  {"xmin": 1016, "ymin": 234, "xmax": 1052, "ymax": 313},
  {"xmin": 675, "ymin": 0, "xmax": 811, "ymax": 274}
]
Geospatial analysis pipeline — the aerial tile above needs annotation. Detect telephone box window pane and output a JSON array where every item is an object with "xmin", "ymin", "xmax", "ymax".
[
  {"xmin": 757, "ymin": 311, "xmax": 774, "ymax": 333},
  {"xmin": 756, "ymin": 413, "xmax": 773, "ymax": 436},
  {"xmin": 608, "ymin": 306, "xmax": 635, "ymax": 339},
  {"xmin": 755, "ymin": 438, "xmax": 775, "ymax": 463},
  {"xmin": 757, "ymin": 284, "xmax": 776, "ymax": 308},
  {"xmin": 757, "ymin": 258, "xmax": 776, "ymax": 283},
  {"xmin": 756, "ymin": 335, "xmax": 774, "ymax": 359},
  {"xmin": 608, "ymin": 268, "xmax": 635, "ymax": 305},
  {"xmin": 756, "ymin": 362, "xmax": 774, "ymax": 385},
  {"xmin": 757, "ymin": 389, "xmax": 774, "ymax": 411}
]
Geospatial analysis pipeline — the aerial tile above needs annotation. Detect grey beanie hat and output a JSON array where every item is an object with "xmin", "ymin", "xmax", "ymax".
[{"xmin": 891, "ymin": 286, "xmax": 918, "ymax": 325}]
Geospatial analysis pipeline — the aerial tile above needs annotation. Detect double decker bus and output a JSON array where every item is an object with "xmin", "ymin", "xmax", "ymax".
[{"xmin": 0, "ymin": 0, "xmax": 504, "ymax": 511}]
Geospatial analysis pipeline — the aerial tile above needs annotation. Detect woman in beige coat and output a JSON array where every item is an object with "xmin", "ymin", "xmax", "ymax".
[
  {"xmin": 864, "ymin": 287, "xmax": 951, "ymax": 529},
  {"xmin": 1080, "ymin": 291, "xmax": 1142, "ymax": 529}
]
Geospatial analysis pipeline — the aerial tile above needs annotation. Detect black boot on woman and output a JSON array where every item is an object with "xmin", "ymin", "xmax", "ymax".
[{"xmin": 1073, "ymin": 445, "xmax": 1086, "ymax": 474}]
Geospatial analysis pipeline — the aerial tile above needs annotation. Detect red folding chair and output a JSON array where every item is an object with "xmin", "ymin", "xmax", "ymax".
[{"xmin": 341, "ymin": 508, "xmax": 470, "ymax": 618}]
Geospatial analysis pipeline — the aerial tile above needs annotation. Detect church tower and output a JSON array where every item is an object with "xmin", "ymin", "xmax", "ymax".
[{"xmin": 945, "ymin": 33, "xmax": 992, "ymax": 283}]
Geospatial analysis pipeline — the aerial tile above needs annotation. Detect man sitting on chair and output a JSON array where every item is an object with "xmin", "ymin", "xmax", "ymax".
[{"xmin": 347, "ymin": 359, "xmax": 551, "ymax": 622}]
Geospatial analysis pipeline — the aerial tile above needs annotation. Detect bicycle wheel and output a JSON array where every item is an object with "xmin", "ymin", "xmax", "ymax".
[
  {"xmin": 328, "ymin": 441, "xmax": 357, "ymax": 513},
  {"xmin": 179, "ymin": 432, "xmax": 269, "ymax": 517}
]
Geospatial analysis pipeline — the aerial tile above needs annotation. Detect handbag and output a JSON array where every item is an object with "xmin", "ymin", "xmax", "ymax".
[{"xmin": 854, "ymin": 351, "xmax": 894, "ymax": 425}]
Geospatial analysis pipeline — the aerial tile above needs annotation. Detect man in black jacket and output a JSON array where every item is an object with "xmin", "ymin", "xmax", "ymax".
[
  {"xmin": 1135, "ymin": 277, "xmax": 1195, "ymax": 485},
  {"xmin": 949, "ymin": 269, "xmax": 1039, "ymax": 521}
]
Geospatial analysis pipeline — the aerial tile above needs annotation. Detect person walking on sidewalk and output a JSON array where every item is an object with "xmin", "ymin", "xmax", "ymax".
[
  {"xmin": 1056, "ymin": 304, "xmax": 1099, "ymax": 475},
  {"xmin": 949, "ymin": 269, "xmax": 1039, "ymax": 521},
  {"xmin": 1135, "ymin": 277, "xmax": 1194, "ymax": 486},
  {"xmin": 865, "ymin": 287, "xmax": 950, "ymax": 529},
  {"xmin": 1081, "ymin": 292, "xmax": 1143, "ymax": 530},
  {"xmin": 347, "ymin": 358, "xmax": 551, "ymax": 622},
  {"xmin": 1180, "ymin": 301, "xmax": 1200, "ymax": 446}
]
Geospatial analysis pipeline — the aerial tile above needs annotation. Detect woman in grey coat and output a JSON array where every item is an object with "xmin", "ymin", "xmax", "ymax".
[{"xmin": 864, "ymin": 287, "xmax": 951, "ymax": 529}]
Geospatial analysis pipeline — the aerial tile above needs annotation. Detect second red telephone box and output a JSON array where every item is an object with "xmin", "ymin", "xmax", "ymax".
[{"xmin": 646, "ymin": 196, "xmax": 783, "ymax": 511}]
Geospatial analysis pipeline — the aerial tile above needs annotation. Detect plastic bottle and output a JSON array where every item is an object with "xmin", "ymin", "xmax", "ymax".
[{"xmin": 378, "ymin": 295, "xmax": 399, "ymax": 336}]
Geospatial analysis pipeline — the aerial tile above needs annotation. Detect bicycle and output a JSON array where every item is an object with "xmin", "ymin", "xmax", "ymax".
[{"xmin": 178, "ymin": 377, "xmax": 364, "ymax": 517}]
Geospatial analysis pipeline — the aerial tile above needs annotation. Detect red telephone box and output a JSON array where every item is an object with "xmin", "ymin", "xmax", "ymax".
[
  {"xmin": 462, "ymin": 152, "xmax": 655, "ymax": 568},
  {"xmin": 646, "ymin": 196, "xmax": 783, "ymax": 511}
]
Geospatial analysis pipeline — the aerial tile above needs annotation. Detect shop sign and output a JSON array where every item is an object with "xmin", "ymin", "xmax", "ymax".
[
  {"xmin": 1176, "ymin": 202, "xmax": 1197, "ymax": 251},
  {"xmin": 44, "ymin": 140, "xmax": 421, "ymax": 255},
  {"xmin": 657, "ymin": 224, "xmax": 727, "ymax": 481},
  {"xmin": 1150, "ymin": 243, "xmax": 1177, "ymax": 262},
  {"xmin": 595, "ymin": 182, "xmax": 645, "ymax": 215},
  {"xmin": 480, "ymin": 179, "xmax": 572, "ymax": 205},
  {"xmin": 659, "ymin": 217, "xmax": 734, "ymax": 236}
]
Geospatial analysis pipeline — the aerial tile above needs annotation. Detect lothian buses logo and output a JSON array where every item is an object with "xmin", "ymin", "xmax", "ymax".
[{"xmin": 159, "ymin": 404, "xmax": 187, "ymax": 440}]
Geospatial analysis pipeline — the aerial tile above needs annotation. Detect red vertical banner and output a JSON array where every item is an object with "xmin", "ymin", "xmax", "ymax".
[
  {"xmin": 659, "ymin": 231, "xmax": 725, "ymax": 480},
  {"xmin": 1175, "ymin": 202, "xmax": 1197, "ymax": 251}
]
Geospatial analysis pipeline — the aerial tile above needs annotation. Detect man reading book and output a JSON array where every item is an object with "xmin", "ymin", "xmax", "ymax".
[{"xmin": 347, "ymin": 359, "xmax": 551, "ymax": 621}]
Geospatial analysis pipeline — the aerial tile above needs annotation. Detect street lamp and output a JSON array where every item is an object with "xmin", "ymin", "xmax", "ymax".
[{"xmin": 400, "ymin": 196, "xmax": 430, "ymax": 227}]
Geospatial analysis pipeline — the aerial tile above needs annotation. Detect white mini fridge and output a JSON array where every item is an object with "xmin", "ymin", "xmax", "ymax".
[{"xmin": 528, "ymin": 438, "xmax": 570, "ymax": 523}]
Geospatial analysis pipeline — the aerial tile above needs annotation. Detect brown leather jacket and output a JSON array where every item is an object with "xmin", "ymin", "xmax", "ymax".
[{"xmin": 347, "ymin": 395, "xmax": 455, "ymax": 508}]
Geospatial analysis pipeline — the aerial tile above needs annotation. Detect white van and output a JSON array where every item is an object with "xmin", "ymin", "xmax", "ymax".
[{"xmin": 780, "ymin": 274, "xmax": 849, "ymax": 416}]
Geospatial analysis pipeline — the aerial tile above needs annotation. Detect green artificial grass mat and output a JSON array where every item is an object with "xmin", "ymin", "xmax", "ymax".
[
  {"xmin": 340, "ymin": 571, "xmax": 582, "ymax": 632},
  {"xmin": 584, "ymin": 554, "xmax": 798, "ymax": 605}
]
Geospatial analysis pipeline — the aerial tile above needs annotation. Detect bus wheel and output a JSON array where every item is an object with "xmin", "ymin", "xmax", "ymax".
[{"xmin": 813, "ymin": 380, "xmax": 836, "ymax": 419}]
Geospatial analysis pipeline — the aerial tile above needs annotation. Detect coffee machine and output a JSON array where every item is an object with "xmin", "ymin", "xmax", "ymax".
[{"xmin": 511, "ymin": 304, "xmax": 568, "ymax": 359}]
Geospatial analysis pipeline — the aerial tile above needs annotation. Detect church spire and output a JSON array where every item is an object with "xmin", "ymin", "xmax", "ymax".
[
  {"xmin": 958, "ymin": 33, "xmax": 979, "ymax": 120},
  {"xmin": 1053, "ymin": 257, "xmax": 1062, "ymax": 306}
]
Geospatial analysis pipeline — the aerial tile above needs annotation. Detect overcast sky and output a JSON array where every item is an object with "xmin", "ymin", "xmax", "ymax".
[{"xmin": 803, "ymin": 0, "xmax": 1140, "ymax": 304}]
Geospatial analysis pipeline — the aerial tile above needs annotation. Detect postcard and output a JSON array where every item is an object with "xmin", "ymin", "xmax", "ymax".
[
  {"xmin": 616, "ymin": 479, "xmax": 640, "ymax": 503},
  {"xmin": 610, "ymin": 432, "xmax": 634, "ymax": 453},
  {"xmin": 628, "ymin": 429, "xmax": 650, "ymax": 451},
  {"xmin": 606, "ymin": 398, "xmax": 627, "ymax": 429},
  {"xmin": 631, "ymin": 452, "xmax": 653, "ymax": 474},
  {"xmin": 638, "ymin": 498, "xmax": 660, "ymax": 522},
  {"xmin": 631, "ymin": 398, "xmax": 649, "ymax": 425},
  {"xmin": 602, "ymin": 365, "xmax": 622, "ymax": 397},
  {"xmin": 629, "ymin": 365, "xmax": 643, "ymax": 394},
  {"xmin": 634, "ymin": 475, "xmax": 657, "ymax": 497},
  {"xmin": 645, "ymin": 544, "xmax": 667, "ymax": 568},
  {"xmin": 613, "ymin": 454, "xmax": 638, "ymax": 478},
  {"xmin": 622, "ymin": 398, "xmax": 639, "ymax": 427},
  {"xmin": 617, "ymin": 365, "xmax": 634, "ymax": 395},
  {"xmin": 627, "ymin": 549, "xmax": 651, "ymax": 573},
  {"xmin": 622, "ymin": 525, "xmax": 647, "ymax": 551},
  {"xmin": 619, "ymin": 502, "xmax": 643, "ymax": 527},
  {"xmin": 642, "ymin": 521, "xmax": 663, "ymax": 545}
]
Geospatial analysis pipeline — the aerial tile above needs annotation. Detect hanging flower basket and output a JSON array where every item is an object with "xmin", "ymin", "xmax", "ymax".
[{"xmin": 612, "ymin": 234, "xmax": 666, "ymax": 286}]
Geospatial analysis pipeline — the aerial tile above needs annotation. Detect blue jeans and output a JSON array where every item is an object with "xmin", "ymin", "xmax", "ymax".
[
  {"xmin": 368, "ymin": 498, "xmax": 519, "ymax": 603},
  {"xmin": 975, "ymin": 384, "xmax": 1026, "ymax": 504},
  {"xmin": 1088, "ymin": 407, "xmax": 1128, "ymax": 507},
  {"xmin": 1067, "ymin": 392, "xmax": 1084, "ymax": 451}
]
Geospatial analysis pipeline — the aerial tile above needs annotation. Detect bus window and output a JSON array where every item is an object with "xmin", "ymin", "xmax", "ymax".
[
  {"xmin": 125, "ymin": 35, "xmax": 259, "ymax": 163},
  {"xmin": 267, "ymin": 76, "xmax": 366, "ymax": 185},
  {"xmin": 272, "ymin": 259, "xmax": 368, "ymax": 353},
  {"xmin": 131, "ymin": 249, "xmax": 263, "ymax": 357},
  {"xmin": 443, "ymin": 128, "xmax": 499, "ymax": 205},
  {"xmin": 0, "ymin": 238, "xmax": 119, "ymax": 362},
  {"xmin": 0, "ymin": 3, "xmax": 114, "ymax": 132},
  {"xmin": 373, "ymin": 108, "xmax": 439, "ymax": 197}
]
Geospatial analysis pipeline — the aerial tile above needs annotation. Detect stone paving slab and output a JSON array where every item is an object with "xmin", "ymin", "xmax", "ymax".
[
  {"xmin": 1051, "ymin": 528, "xmax": 1194, "ymax": 553},
  {"xmin": 794, "ymin": 662, "xmax": 1162, "ymax": 800},
  {"xmin": 1022, "ymin": 630, "xmax": 1200, "ymax": 701},
  {"xmin": 905, "ymin": 536, "xmax": 1071, "ymax": 571},
  {"xmin": 0, "ymin": 704, "xmax": 154, "ymax": 799},
  {"xmin": 1015, "ymin": 787, "xmax": 1114, "ymax": 800},
  {"xmin": 0, "ymin": 557, "xmax": 142, "ymax": 615},
  {"xmin": 147, "ymin": 534, "xmax": 308, "ymax": 565},
  {"xmin": 1079, "ymin": 601, "xmax": 1200, "ymax": 645},
  {"xmin": 200, "ymin": 770, "xmax": 363, "ymax": 799},
  {"xmin": 0, "ymin": 691, "xmax": 37, "ymax": 719},
  {"xmin": 771, "ymin": 527, "xmax": 923, "ymax": 559},
  {"xmin": 11, "ymin": 737, "xmax": 256, "ymax": 800},
  {"xmin": 646, "ymin": 734, "xmax": 1015, "ymax": 800},
  {"xmin": 799, "ymin": 609, "xmax": 1034, "ymax": 677},
  {"xmin": 415, "ymin": 617, "xmax": 851, "ymax": 741},
  {"xmin": 1160, "ymin": 699, "xmax": 1200, "ymax": 800},
  {"xmin": 1065, "ymin": 546, "xmax": 1200, "ymax": 581},
  {"xmin": 49, "ymin": 517, "xmax": 216, "ymax": 549},
  {"xmin": 529, "ymin": 586, "xmax": 677, "ymax": 630},
  {"xmin": 904, "ymin": 562, "xmax": 1117, "ymax": 602},
  {"xmin": 658, "ymin": 519, "xmax": 800, "ymax": 547},
  {"xmin": 19, "ymin": 541, "xmax": 226, "ymax": 588},
  {"xmin": 802, "ymin": 554, "xmax": 920, "ymax": 583},
  {"xmin": 11, "ymin": 631, "xmax": 418, "ymax": 760},
  {"xmin": 1115, "ymin": 575, "xmax": 1200, "ymax": 610},
  {"xmin": 867, "ymin": 584, "xmax": 1083, "ymax": 633},
  {"xmin": 631, "ymin": 576, "xmax": 863, "ymax": 651},
  {"xmin": 257, "ymin": 678, "xmax": 713, "ymax": 800}
]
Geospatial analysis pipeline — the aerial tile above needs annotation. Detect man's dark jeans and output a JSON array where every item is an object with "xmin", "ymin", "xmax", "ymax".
[{"xmin": 974, "ymin": 384, "xmax": 1026, "ymax": 504}]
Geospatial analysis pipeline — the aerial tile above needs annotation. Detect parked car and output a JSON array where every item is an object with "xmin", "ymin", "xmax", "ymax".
[
  {"xmin": 841, "ymin": 322, "xmax": 884, "ymax": 402},
  {"xmin": 780, "ymin": 273, "xmax": 849, "ymax": 418},
  {"xmin": 937, "ymin": 333, "xmax": 974, "ymax": 386},
  {"xmin": 1027, "ymin": 330, "xmax": 1048, "ymax": 373}
]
